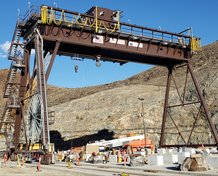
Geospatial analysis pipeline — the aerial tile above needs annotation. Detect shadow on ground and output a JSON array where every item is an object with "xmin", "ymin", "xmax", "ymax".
[{"xmin": 50, "ymin": 129, "xmax": 114, "ymax": 151}]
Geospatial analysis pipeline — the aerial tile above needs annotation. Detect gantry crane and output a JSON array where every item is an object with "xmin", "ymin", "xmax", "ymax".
[{"xmin": 0, "ymin": 5, "xmax": 217, "ymax": 163}]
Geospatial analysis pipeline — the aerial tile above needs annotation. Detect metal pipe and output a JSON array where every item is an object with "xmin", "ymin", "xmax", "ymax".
[
  {"xmin": 35, "ymin": 28, "xmax": 50, "ymax": 145},
  {"xmin": 167, "ymin": 101, "xmax": 200, "ymax": 108},
  {"xmin": 138, "ymin": 98, "xmax": 146, "ymax": 146},
  {"xmin": 35, "ymin": 34, "xmax": 45, "ymax": 145},
  {"xmin": 45, "ymin": 41, "xmax": 60, "ymax": 82}
]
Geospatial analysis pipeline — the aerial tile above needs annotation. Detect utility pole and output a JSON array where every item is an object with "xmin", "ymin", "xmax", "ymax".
[{"xmin": 138, "ymin": 98, "xmax": 146, "ymax": 147}]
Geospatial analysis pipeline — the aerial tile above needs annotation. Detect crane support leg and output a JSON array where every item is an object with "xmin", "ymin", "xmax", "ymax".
[
  {"xmin": 160, "ymin": 62, "xmax": 218, "ymax": 148},
  {"xmin": 34, "ymin": 31, "xmax": 50, "ymax": 147},
  {"xmin": 14, "ymin": 48, "xmax": 31, "ymax": 150},
  {"xmin": 160, "ymin": 66, "xmax": 173, "ymax": 147},
  {"xmin": 187, "ymin": 63, "xmax": 218, "ymax": 146}
]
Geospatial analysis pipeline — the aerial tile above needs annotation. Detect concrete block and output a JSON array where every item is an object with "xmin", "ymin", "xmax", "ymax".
[
  {"xmin": 178, "ymin": 152, "xmax": 190, "ymax": 164},
  {"xmin": 147, "ymin": 155, "xmax": 163, "ymax": 166},
  {"xmin": 157, "ymin": 148, "xmax": 166, "ymax": 154},
  {"xmin": 162, "ymin": 154, "xmax": 178, "ymax": 164},
  {"xmin": 165, "ymin": 148, "xmax": 173, "ymax": 154},
  {"xmin": 178, "ymin": 148, "xmax": 183, "ymax": 153},
  {"xmin": 182, "ymin": 147, "xmax": 196, "ymax": 154},
  {"xmin": 174, "ymin": 148, "xmax": 180, "ymax": 153},
  {"xmin": 206, "ymin": 156, "xmax": 218, "ymax": 169},
  {"xmin": 209, "ymin": 148, "xmax": 218, "ymax": 154}
]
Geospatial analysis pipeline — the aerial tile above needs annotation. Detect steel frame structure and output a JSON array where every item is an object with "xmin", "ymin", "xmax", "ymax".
[{"xmin": 0, "ymin": 5, "xmax": 217, "ymax": 152}]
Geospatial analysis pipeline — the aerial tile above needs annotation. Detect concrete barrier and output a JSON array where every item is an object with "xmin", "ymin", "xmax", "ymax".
[
  {"xmin": 157, "ymin": 148, "xmax": 166, "ymax": 155},
  {"xmin": 162, "ymin": 154, "xmax": 178, "ymax": 164},
  {"xmin": 147, "ymin": 155, "xmax": 163, "ymax": 166},
  {"xmin": 182, "ymin": 147, "xmax": 196, "ymax": 154},
  {"xmin": 178, "ymin": 152, "xmax": 190, "ymax": 164},
  {"xmin": 206, "ymin": 156, "xmax": 218, "ymax": 169}
]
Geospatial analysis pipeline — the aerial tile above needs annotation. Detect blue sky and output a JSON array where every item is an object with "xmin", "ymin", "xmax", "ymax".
[{"xmin": 0, "ymin": 0, "xmax": 218, "ymax": 88}]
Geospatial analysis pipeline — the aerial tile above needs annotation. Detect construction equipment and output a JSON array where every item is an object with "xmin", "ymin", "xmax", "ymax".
[
  {"xmin": 0, "ymin": 4, "xmax": 217, "ymax": 165},
  {"xmin": 125, "ymin": 138, "xmax": 152, "ymax": 148}
]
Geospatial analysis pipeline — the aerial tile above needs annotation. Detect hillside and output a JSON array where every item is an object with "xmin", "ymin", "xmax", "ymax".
[{"xmin": 0, "ymin": 41, "xmax": 218, "ymax": 148}]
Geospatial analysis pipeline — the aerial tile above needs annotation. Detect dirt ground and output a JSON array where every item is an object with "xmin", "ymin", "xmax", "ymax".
[{"xmin": 0, "ymin": 160, "xmax": 86, "ymax": 176}]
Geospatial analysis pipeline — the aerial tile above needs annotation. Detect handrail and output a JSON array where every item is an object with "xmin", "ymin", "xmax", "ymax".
[
  {"xmin": 20, "ymin": 5, "xmax": 201, "ymax": 49},
  {"xmin": 20, "ymin": 5, "xmax": 39, "ymax": 23},
  {"xmin": 39, "ymin": 5, "xmax": 191, "ymax": 46},
  {"xmin": 42, "ymin": 5, "xmax": 191, "ymax": 37}
]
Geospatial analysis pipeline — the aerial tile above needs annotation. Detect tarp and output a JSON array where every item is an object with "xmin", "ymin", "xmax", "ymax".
[{"xmin": 125, "ymin": 139, "xmax": 152, "ymax": 148}]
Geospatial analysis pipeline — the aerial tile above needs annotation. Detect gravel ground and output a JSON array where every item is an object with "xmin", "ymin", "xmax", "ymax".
[{"xmin": 0, "ymin": 160, "xmax": 87, "ymax": 176}]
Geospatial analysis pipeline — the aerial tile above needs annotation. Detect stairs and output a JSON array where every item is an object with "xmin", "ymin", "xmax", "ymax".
[
  {"xmin": 8, "ymin": 22, "xmax": 22, "ymax": 60},
  {"xmin": 4, "ymin": 22, "xmax": 25, "ymax": 98},
  {"xmin": 4, "ymin": 67, "xmax": 17, "ymax": 98},
  {"xmin": 1, "ymin": 21, "xmax": 25, "ymax": 135},
  {"xmin": 0, "ymin": 106, "xmax": 13, "ymax": 134}
]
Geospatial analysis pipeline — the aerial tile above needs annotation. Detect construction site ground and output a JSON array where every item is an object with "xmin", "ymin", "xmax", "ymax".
[{"xmin": 1, "ymin": 160, "xmax": 218, "ymax": 176}]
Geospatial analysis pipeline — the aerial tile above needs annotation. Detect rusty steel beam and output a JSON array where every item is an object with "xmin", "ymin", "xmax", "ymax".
[
  {"xmin": 187, "ymin": 105, "xmax": 202, "ymax": 144},
  {"xmin": 159, "ymin": 66, "xmax": 173, "ymax": 147},
  {"xmin": 182, "ymin": 65, "xmax": 189, "ymax": 104},
  {"xmin": 187, "ymin": 63, "xmax": 218, "ymax": 146},
  {"xmin": 38, "ymin": 25, "xmax": 190, "ymax": 66},
  {"xmin": 171, "ymin": 73, "xmax": 183, "ymax": 104},
  {"xmin": 167, "ymin": 101, "xmax": 201, "ymax": 108},
  {"xmin": 45, "ymin": 40, "xmax": 61, "ymax": 82},
  {"xmin": 34, "ymin": 33, "xmax": 50, "ymax": 146},
  {"xmin": 167, "ymin": 109, "xmax": 187, "ymax": 144},
  {"xmin": 14, "ymin": 48, "xmax": 31, "ymax": 149}
]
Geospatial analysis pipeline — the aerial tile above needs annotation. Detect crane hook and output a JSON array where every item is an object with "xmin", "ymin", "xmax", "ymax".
[{"xmin": 74, "ymin": 65, "xmax": 78, "ymax": 73}]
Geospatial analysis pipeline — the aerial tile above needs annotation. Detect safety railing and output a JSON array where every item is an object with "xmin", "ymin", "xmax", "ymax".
[
  {"xmin": 40, "ymin": 6, "xmax": 193, "ymax": 46},
  {"xmin": 119, "ymin": 23, "xmax": 191, "ymax": 46},
  {"xmin": 40, "ymin": 5, "xmax": 120, "ymax": 33},
  {"xmin": 19, "ymin": 5, "xmax": 40, "ymax": 23},
  {"xmin": 21, "ymin": 5, "xmax": 201, "ymax": 51}
]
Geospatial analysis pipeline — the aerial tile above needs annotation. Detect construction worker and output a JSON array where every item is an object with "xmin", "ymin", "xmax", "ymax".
[
  {"xmin": 3, "ymin": 153, "xmax": 8, "ymax": 166},
  {"xmin": 17, "ymin": 154, "xmax": 21, "ymax": 168},
  {"xmin": 150, "ymin": 143, "xmax": 155, "ymax": 155},
  {"xmin": 36, "ymin": 156, "xmax": 42, "ymax": 172},
  {"xmin": 123, "ymin": 150, "xmax": 127, "ymax": 166},
  {"xmin": 117, "ymin": 150, "xmax": 122, "ymax": 163}
]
